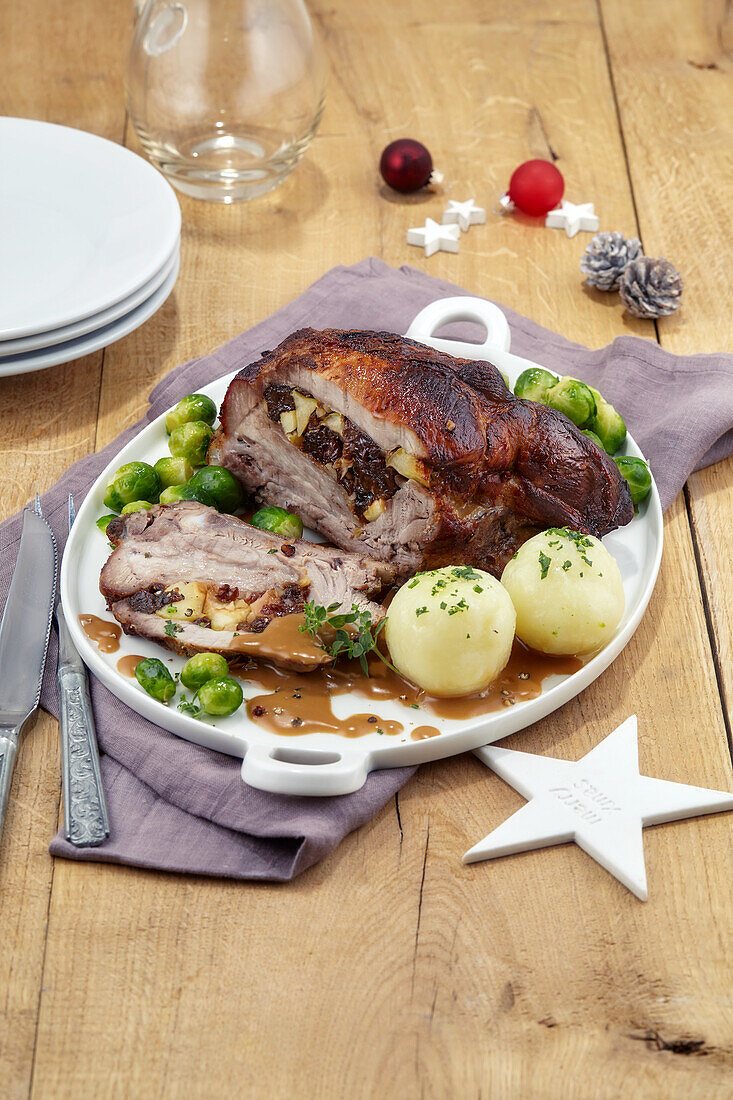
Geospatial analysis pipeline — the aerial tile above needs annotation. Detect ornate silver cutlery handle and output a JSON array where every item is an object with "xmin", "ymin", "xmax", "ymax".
[{"xmin": 57, "ymin": 608, "xmax": 109, "ymax": 847}]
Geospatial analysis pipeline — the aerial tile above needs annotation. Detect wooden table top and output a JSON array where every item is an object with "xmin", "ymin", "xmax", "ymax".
[{"xmin": 2, "ymin": 1, "xmax": 732, "ymax": 1096}]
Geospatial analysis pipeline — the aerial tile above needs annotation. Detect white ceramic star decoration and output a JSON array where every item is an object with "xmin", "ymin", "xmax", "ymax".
[
  {"xmin": 406, "ymin": 217, "xmax": 460, "ymax": 257},
  {"xmin": 464, "ymin": 716, "xmax": 733, "ymax": 900},
  {"xmin": 442, "ymin": 198, "xmax": 486, "ymax": 232},
  {"xmin": 545, "ymin": 199, "xmax": 600, "ymax": 238}
]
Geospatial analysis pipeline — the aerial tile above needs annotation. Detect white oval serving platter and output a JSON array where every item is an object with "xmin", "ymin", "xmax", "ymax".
[{"xmin": 61, "ymin": 297, "xmax": 663, "ymax": 796}]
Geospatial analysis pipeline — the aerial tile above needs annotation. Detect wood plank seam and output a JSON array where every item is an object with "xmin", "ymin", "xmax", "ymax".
[
  {"xmin": 595, "ymin": 0, "xmax": 661, "ymax": 345},
  {"xmin": 683, "ymin": 483, "xmax": 733, "ymax": 759}
]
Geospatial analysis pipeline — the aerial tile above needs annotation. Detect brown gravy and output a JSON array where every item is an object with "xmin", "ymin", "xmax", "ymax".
[
  {"xmin": 237, "ymin": 639, "xmax": 582, "ymax": 739},
  {"xmin": 79, "ymin": 614, "xmax": 121, "ymax": 653},
  {"xmin": 83, "ymin": 607, "xmax": 582, "ymax": 741},
  {"xmin": 116, "ymin": 654, "xmax": 147, "ymax": 678},
  {"xmin": 229, "ymin": 613, "xmax": 330, "ymax": 668},
  {"xmin": 411, "ymin": 726, "xmax": 441, "ymax": 741}
]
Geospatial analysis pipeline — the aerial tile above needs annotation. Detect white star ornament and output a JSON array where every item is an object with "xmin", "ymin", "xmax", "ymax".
[
  {"xmin": 406, "ymin": 218, "xmax": 460, "ymax": 257},
  {"xmin": 545, "ymin": 199, "xmax": 600, "ymax": 238},
  {"xmin": 464, "ymin": 715, "xmax": 733, "ymax": 901},
  {"xmin": 442, "ymin": 198, "xmax": 486, "ymax": 232}
]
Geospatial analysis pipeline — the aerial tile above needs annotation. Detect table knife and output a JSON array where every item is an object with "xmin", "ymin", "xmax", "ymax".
[
  {"xmin": 56, "ymin": 494, "xmax": 109, "ymax": 846},
  {"xmin": 0, "ymin": 508, "xmax": 57, "ymax": 848}
]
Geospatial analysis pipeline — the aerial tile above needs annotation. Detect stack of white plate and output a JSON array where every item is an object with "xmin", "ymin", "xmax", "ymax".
[{"xmin": 0, "ymin": 118, "xmax": 181, "ymax": 377}]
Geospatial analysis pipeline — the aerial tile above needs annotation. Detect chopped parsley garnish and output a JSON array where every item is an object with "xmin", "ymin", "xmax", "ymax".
[
  {"xmin": 300, "ymin": 601, "xmax": 395, "ymax": 676},
  {"xmin": 415, "ymin": 606, "xmax": 429, "ymax": 617},
  {"xmin": 267, "ymin": 547, "xmax": 278, "ymax": 555},
  {"xmin": 409, "ymin": 703, "xmax": 419, "ymax": 710},
  {"xmin": 473, "ymin": 584, "xmax": 483, "ymax": 593},
  {"xmin": 450, "ymin": 566, "xmax": 483, "ymax": 580},
  {"xmin": 408, "ymin": 578, "xmax": 420, "ymax": 589},
  {"xmin": 547, "ymin": 527, "xmax": 594, "ymax": 549},
  {"xmin": 164, "ymin": 619, "xmax": 182, "ymax": 637},
  {"xmin": 562, "ymin": 560, "xmax": 572, "ymax": 571},
  {"xmin": 538, "ymin": 552, "xmax": 551, "ymax": 579}
]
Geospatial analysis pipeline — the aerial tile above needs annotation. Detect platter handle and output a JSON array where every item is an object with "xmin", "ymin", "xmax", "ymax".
[
  {"xmin": 405, "ymin": 295, "xmax": 546, "ymax": 378},
  {"xmin": 241, "ymin": 744, "xmax": 369, "ymax": 797}
]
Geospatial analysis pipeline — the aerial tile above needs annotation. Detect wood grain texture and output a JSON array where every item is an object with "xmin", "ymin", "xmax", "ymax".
[
  {"xmin": 0, "ymin": 1, "xmax": 730, "ymax": 1098},
  {"xmin": 0, "ymin": 4, "xmax": 129, "ymax": 1097},
  {"xmin": 598, "ymin": 0, "xmax": 733, "ymax": 756}
]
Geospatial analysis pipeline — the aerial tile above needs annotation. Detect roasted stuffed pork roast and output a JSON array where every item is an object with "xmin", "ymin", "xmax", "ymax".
[
  {"xmin": 210, "ymin": 328, "xmax": 633, "ymax": 577},
  {"xmin": 101, "ymin": 501, "xmax": 395, "ymax": 670}
]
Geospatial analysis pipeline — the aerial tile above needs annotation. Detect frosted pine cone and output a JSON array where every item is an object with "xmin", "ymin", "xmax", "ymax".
[
  {"xmin": 580, "ymin": 231, "xmax": 642, "ymax": 291},
  {"xmin": 619, "ymin": 256, "xmax": 683, "ymax": 318}
]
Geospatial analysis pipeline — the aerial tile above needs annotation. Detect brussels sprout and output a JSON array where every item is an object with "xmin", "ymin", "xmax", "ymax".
[
  {"xmin": 587, "ymin": 398, "xmax": 627, "ymax": 455},
  {"xmin": 103, "ymin": 461, "xmax": 162, "ymax": 511},
  {"xmin": 514, "ymin": 367, "xmax": 559, "ymax": 404},
  {"xmin": 546, "ymin": 377, "xmax": 597, "ymax": 427},
  {"xmin": 180, "ymin": 652, "xmax": 230, "ymax": 692},
  {"xmin": 154, "ymin": 455, "xmax": 194, "ymax": 489},
  {"xmin": 188, "ymin": 466, "xmax": 244, "ymax": 513},
  {"xmin": 165, "ymin": 393, "xmax": 217, "ymax": 435},
  {"xmin": 134, "ymin": 657, "xmax": 176, "ymax": 703},
  {"xmin": 121, "ymin": 500, "xmax": 153, "ymax": 514},
  {"xmin": 614, "ymin": 456, "xmax": 652, "ymax": 506},
  {"xmin": 159, "ymin": 482, "xmax": 216, "ymax": 507},
  {"xmin": 197, "ymin": 676, "xmax": 244, "ymax": 716},
  {"xmin": 168, "ymin": 421, "xmax": 215, "ymax": 467},
  {"xmin": 96, "ymin": 514, "xmax": 117, "ymax": 535},
  {"xmin": 582, "ymin": 429, "xmax": 604, "ymax": 449},
  {"xmin": 159, "ymin": 485, "xmax": 188, "ymax": 505},
  {"xmin": 250, "ymin": 505, "xmax": 303, "ymax": 540}
]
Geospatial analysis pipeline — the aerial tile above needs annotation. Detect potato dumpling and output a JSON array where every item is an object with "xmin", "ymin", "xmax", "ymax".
[
  {"xmin": 385, "ymin": 566, "xmax": 516, "ymax": 697},
  {"xmin": 500, "ymin": 528, "xmax": 624, "ymax": 656}
]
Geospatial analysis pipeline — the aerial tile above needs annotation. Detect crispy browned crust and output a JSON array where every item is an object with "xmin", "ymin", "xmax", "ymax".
[{"xmin": 221, "ymin": 328, "xmax": 633, "ymax": 538}]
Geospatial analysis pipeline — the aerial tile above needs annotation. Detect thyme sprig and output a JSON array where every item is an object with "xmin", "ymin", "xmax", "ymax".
[
  {"xmin": 300, "ymin": 600, "xmax": 396, "ymax": 677},
  {"xmin": 177, "ymin": 693, "xmax": 202, "ymax": 718}
]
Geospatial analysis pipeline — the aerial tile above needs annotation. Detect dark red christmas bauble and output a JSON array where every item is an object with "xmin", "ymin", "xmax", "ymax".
[
  {"xmin": 507, "ymin": 159, "xmax": 564, "ymax": 216},
  {"xmin": 380, "ymin": 139, "xmax": 433, "ymax": 193}
]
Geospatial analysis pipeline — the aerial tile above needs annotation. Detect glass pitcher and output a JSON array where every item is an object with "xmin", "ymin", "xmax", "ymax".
[{"xmin": 127, "ymin": 0, "xmax": 327, "ymax": 202}]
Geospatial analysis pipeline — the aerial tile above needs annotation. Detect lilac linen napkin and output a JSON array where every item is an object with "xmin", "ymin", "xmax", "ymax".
[{"xmin": 2, "ymin": 258, "xmax": 732, "ymax": 881}]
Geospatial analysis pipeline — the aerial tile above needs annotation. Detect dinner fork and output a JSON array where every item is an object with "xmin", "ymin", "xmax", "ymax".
[{"xmin": 43, "ymin": 493, "xmax": 110, "ymax": 846}]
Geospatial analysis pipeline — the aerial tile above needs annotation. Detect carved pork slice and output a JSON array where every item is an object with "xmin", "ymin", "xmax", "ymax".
[
  {"xmin": 100, "ymin": 501, "xmax": 395, "ymax": 671},
  {"xmin": 210, "ymin": 328, "xmax": 634, "ymax": 577}
]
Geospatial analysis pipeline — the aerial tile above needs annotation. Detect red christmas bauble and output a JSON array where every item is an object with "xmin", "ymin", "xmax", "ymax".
[
  {"xmin": 380, "ymin": 139, "xmax": 433, "ymax": 193},
  {"xmin": 507, "ymin": 159, "xmax": 564, "ymax": 216}
]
